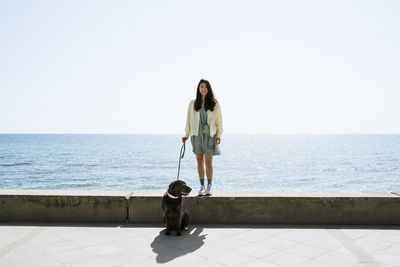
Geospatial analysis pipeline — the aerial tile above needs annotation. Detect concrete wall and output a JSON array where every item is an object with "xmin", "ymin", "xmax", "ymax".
[
  {"xmin": 0, "ymin": 190, "xmax": 131, "ymax": 223},
  {"xmin": 1, "ymin": 190, "xmax": 400, "ymax": 225},
  {"xmin": 185, "ymin": 193, "xmax": 400, "ymax": 225}
]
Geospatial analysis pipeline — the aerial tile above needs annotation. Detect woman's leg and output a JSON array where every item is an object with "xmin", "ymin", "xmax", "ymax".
[
  {"xmin": 195, "ymin": 154, "xmax": 205, "ymax": 184},
  {"xmin": 205, "ymin": 155, "xmax": 213, "ymax": 185}
]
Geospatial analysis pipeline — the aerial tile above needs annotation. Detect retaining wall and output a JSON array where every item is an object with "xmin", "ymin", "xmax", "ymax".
[
  {"xmin": 0, "ymin": 190, "xmax": 131, "ymax": 223},
  {"xmin": 1, "ymin": 190, "xmax": 399, "ymax": 225}
]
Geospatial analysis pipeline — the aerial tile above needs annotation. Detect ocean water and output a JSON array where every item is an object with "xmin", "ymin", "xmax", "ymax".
[{"xmin": 0, "ymin": 134, "xmax": 399, "ymax": 192}]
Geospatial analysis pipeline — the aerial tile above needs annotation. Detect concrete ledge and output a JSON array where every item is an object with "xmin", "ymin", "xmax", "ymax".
[
  {"xmin": 1, "ymin": 190, "xmax": 400, "ymax": 225},
  {"xmin": 186, "ymin": 192, "xmax": 400, "ymax": 225},
  {"xmin": 129, "ymin": 191, "xmax": 400, "ymax": 225},
  {"xmin": 129, "ymin": 196, "xmax": 161, "ymax": 224},
  {"xmin": 0, "ymin": 190, "xmax": 131, "ymax": 223}
]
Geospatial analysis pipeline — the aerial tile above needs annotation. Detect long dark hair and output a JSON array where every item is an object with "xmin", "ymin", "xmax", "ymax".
[{"xmin": 194, "ymin": 79, "xmax": 217, "ymax": 112}]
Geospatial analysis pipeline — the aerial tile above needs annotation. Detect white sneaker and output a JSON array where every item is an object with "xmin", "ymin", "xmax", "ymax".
[
  {"xmin": 206, "ymin": 184, "xmax": 212, "ymax": 195},
  {"xmin": 198, "ymin": 185, "xmax": 206, "ymax": 196}
]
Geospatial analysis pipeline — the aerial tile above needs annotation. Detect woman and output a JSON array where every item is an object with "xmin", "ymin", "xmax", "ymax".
[{"xmin": 182, "ymin": 79, "xmax": 223, "ymax": 196}]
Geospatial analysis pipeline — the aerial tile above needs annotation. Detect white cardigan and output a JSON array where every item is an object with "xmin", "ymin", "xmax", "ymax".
[{"xmin": 185, "ymin": 100, "xmax": 223, "ymax": 138}]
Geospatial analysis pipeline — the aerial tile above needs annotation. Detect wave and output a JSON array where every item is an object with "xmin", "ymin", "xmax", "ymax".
[
  {"xmin": 0, "ymin": 162, "xmax": 33, "ymax": 167},
  {"xmin": 65, "ymin": 163, "xmax": 100, "ymax": 167},
  {"xmin": 321, "ymin": 167, "xmax": 359, "ymax": 172},
  {"xmin": 321, "ymin": 168, "xmax": 337, "ymax": 172}
]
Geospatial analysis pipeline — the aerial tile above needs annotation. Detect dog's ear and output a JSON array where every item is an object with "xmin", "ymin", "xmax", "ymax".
[{"xmin": 168, "ymin": 181, "xmax": 177, "ymax": 193}]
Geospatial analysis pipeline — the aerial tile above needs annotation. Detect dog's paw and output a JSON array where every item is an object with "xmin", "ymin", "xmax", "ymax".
[
  {"xmin": 176, "ymin": 232, "xmax": 182, "ymax": 236},
  {"xmin": 165, "ymin": 230, "xmax": 171, "ymax": 235}
]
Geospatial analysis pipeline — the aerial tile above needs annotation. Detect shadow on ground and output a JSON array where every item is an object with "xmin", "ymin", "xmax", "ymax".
[{"xmin": 151, "ymin": 226, "xmax": 206, "ymax": 263}]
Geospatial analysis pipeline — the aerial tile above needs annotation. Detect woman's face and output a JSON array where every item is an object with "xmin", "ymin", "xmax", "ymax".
[{"xmin": 199, "ymin": 82, "xmax": 208, "ymax": 97}]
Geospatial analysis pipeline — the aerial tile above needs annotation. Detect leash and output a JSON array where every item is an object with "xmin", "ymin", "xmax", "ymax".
[{"xmin": 176, "ymin": 142, "xmax": 186, "ymax": 180}]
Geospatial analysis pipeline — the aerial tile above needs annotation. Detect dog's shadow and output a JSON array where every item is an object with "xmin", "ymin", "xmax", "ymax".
[{"xmin": 151, "ymin": 226, "xmax": 206, "ymax": 263}]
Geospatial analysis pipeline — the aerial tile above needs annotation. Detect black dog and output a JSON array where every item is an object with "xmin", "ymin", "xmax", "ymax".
[{"xmin": 162, "ymin": 180, "xmax": 192, "ymax": 236}]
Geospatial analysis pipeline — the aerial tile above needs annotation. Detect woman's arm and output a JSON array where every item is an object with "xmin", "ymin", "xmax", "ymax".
[
  {"xmin": 215, "ymin": 102, "xmax": 223, "ymax": 139},
  {"xmin": 183, "ymin": 101, "xmax": 192, "ymax": 141}
]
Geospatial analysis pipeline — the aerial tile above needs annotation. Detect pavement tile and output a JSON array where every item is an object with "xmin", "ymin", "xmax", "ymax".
[
  {"xmin": 190, "ymin": 228, "xmax": 226, "ymax": 243},
  {"xmin": 367, "ymin": 230, "xmax": 400, "ymax": 243},
  {"xmin": 115, "ymin": 255, "xmax": 155, "ymax": 266},
  {"xmin": 232, "ymin": 244, "xmax": 276, "ymax": 259},
  {"xmin": 152, "ymin": 229, "xmax": 207, "ymax": 252},
  {"xmin": 28, "ymin": 231, "xmax": 66, "ymax": 246},
  {"xmin": 7, "ymin": 257, "xmax": 65, "ymax": 267},
  {"xmin": 354, "ymin": 263, "xmax": 390, "ymax": 267},
  {"xmin": 147, "ymin": 242, "xmax": 190, "ymax": 263},
  {"xmin": 112, "ymin": 234, "xmax": 151, "ymax": 249},
  {"xmin": 171, "ymin": 236, "xmax": 206, "ymax": 251},
  {"xmin": 47, "ymin": 226, "xmax": 81, "ymax": 235},
  {"xmin": 191, "ymin": 240, "xmax": 227, "ymax": 258},
  {"xmin": 281, "ymin": 242, "xmax": 327, "ymax": 259},
  {"xmin": 212, "ymin": 250, "xmax": 258, "ymax": 266},
  {"xmin": 0, "ymin": 225, "xmax": 399, "ymax": 266},
  {"xmin": 69, "ymin": 234, "xmax": 111, "ymax": 248},
  {"xmin": 204, "ymin": 227, "xmax": 248, "ymax": 235},
  {"xmin": 372, "ymin": 250, "xmax": 400, "ymax": 266},
  {"xmin": 301, "ymin": 234, "xmax": 342, "ymax": 250},
  {"xmin": 313, "ymin": 249, "xmax": 360, "ymax": 266},
  {"xmin": 183, "ymin": 258, "xmax": 225, "ymax": 267},
  {"xmin": 52, "ymin": 229, "xmax": 89, "ymax": 243},
  {"xmin": 2, "ymin": 246, "xmax": 47, "ymax": 263},
  {"xmin": 259, "ymin": 228, "xmax": 297, "ymax": 237},
  {"xmin": 232, "ymin": 258, "xmax": 280, "ymax": 267},
  {"xmin": 100, "ymin": 230, "xmax": 135, "ymax": 243},
  {"xmin": 155, "ymin": 252, "xmax": 207, "ymax": 266},
  {"xmin": 67, "ymin": 255, "xmax": 116, "ymax": 267},
  {"xmin": 102, "ymin": 246, "xmax": 155, "ymax": 266},
  {"xmin": 302, "ymin": 261, "xmax": 351, "ymax": 267},
  {"xmin": 80, "ymin": 243, "xmax": 126, "ymax": 256},
  {"xmin": 3, "ymin": 226, "xmax": 35, "ymax": 233},
  {"xmin": 0, "ymin": 240, "xmax": 31, "ymax": 257},
  {"xmin": 0, "ymin": 262, "xmax": 9, "ymax": 267},
  {"xmin": 83, "ymin": 226, "xmax": 120, "ymax": 234},
  {"xmin": 208, "ymin": 235, "xmax": 253, "ymax": 251},
  {"xmin": 276, "ymin": 229, "xmax": 322, "ymax": 243},
  {"xmin": 260, "ymin": 250, "xmax": 311, "ymax": 266},
  {"xmin": 231, "ymin": 243, "xmax": 277, "ymax": 259},
  {"xmin": 297, "ymin": 259, "xmax": 327, "ymax": 267},
  {"xmin": 256, "ymin": 235, "xmax": 298, "ymax": 250},
  {"xmin": 50, "ymin": 248, "xmax": 99, "ymax": 265},
  {"xmin": 123, "ymin": 226, "xmax": 162, "ymax": 239},
  {"xmin": 0, "ymin": 232, "xmax": 18, "ymax": 246},
  {"xmin": 355, "ymin": 235, "xmax": 394, "ymax": 252},
  {"xmin": 384, "ymin": 243, "xmax": 400, "ymax": 255},
  {"xmin": 118, "ymin": 237, "xmax": 151, "ymax": 249},
  {"xmin": 339, "ymin": 229, "xmax": 377, "ymax": 240},
  {"xmin": 38, "ymin": 240, "xmax": 79, "ymax": 255},
  {"xmin": 211, "ymin": 227, "xmax": 250, "ymax": 237},
  {"xmin": 231, "ymin": 229, "xmax": 277, "ymax": 243},
  {"xmin": 328, "ymin": 229, "xmax": 385, "ymax": 264}
]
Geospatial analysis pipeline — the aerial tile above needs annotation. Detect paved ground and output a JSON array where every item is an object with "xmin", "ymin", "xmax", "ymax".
[{"xmin": 0, "ymin": 223, "xmax": 399, "ymax": 266}]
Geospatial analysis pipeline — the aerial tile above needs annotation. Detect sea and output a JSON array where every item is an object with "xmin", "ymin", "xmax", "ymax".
[{"xmin": 0, "ymin": 134, "xmax": 399, "ymax": 192}]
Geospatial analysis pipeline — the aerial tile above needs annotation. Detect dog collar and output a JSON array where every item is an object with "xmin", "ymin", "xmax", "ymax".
[{"xmin": 166, "ymin": 191, "xmax": 179, "ymax": 199}]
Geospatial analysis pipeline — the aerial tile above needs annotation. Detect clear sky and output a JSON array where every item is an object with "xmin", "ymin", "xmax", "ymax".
[{"xmin": 1, "ymin": 0, "xmax": 399, "ymax": 134}]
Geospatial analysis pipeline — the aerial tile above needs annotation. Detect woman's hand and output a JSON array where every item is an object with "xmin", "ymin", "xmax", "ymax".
[
  {"xmin": 182, "ymin": 137, "xmax": 188, "ymax": 143},
  {"xmin": 216, "ymin": 138, "xmax": 221, "ymax": 145}
]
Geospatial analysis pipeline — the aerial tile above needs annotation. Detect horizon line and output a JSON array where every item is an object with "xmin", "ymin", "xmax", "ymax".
[{"xmin": 1, "ymin": 132, "xmax": 399, "ymax": 135}]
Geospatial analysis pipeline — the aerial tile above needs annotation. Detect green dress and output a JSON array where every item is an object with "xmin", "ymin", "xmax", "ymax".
[{"xmin": 190, "ymin": 107, "xmax": 221, "ymax": 156}]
